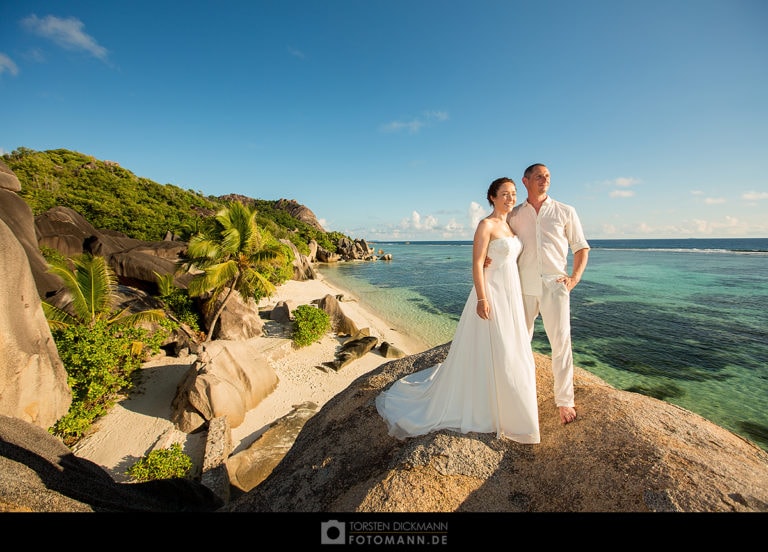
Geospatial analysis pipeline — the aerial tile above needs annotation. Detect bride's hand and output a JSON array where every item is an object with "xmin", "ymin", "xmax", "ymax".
[{"xmin": 476, "ymin": 300, "xmax": 490, "ymax": 319}]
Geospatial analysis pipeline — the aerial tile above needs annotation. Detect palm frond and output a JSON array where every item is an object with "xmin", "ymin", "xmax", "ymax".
[
  {"xmin": 41, "ymin": 301, "xmax": 78, "ymax": 330},
  {"xmin": 154, "ymin": 271, "xmax": 176, "ymax": 296},
  {"xmin": 45, "ymin": 253, "xmax": 117, "ymax": 325},
  {"xmin": 107, "ymin": 308, "xmax": 167, "ymax": 328},
  {"xmin": 73, "ymin": 254, "xmax": 116, "ymax": 320}
]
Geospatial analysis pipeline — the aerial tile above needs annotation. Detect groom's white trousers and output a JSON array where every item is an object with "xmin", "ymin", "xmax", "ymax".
[{"xmin": 521, "ymin": 280, "xmax": 575, "ymax": 408}]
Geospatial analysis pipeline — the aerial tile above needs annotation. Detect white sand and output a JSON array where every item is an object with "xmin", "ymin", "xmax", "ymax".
[{"xmin": 72, "ymin": 273, "xmax": 431, "ymax": 482}]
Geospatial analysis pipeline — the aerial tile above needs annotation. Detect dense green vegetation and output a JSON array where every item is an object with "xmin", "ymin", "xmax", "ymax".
[
  {"xmin": 41, "ymin": 252, "xmax": 174, "ymax": 445},
  {"xmin": 292, "ymin": 304, "xmax": 332, "ymax": 348},
  {"xmin": 2, "ymin": 147, "xmax": 345, "ymax": 253},
  {"xmin": 126, "ymin": 443, "xmax": 193, "ymax": 482}
]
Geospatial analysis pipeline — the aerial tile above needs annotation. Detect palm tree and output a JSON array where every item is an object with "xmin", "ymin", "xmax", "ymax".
[
  {"xmin": 42, "ymin": 253, "xmax": 166, "ymax": 330},
  {"xmin": 181, "ymin": 201, "xmax": 287, "ymax": 342}
]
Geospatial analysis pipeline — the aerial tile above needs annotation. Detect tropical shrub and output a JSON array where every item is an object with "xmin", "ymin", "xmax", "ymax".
[
  {"xmin": 42, "ymin": 253, "xmax": 173, "ymax": 444},
  {"xmin": 155, "ymin": 272, "xmax": 202, "ymax": 332},
  {"xmin": 126, "ymin": 443, "xmax": 193, "ymax": 482},
  {"xmin": 50, "ymin": 319, "xmax": 171, "ymax": 444},
  {"xmin": 292, "ymin": 304, "xmax": 331, "ymax": 348}
]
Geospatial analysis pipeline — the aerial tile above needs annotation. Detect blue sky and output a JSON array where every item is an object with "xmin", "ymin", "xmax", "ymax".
[{"xmin": 2, "ymin": 1, "xmax": 766, "ymax": 241}]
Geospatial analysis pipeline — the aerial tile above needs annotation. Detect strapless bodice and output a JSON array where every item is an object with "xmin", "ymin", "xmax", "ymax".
[{"xmin": 487, "ymin": 235, "xmax": 521, "ymax": 261}]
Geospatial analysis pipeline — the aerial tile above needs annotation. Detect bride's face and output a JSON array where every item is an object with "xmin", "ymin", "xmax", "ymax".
[{"xmin": 493, "ymin": 182, "xmax": 517, "ymax": 213}]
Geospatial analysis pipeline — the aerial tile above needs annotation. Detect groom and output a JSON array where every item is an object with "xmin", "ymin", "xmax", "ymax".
[{"xmin": 507, "ymin": 163, "xmax": 590, "ymax": 425}]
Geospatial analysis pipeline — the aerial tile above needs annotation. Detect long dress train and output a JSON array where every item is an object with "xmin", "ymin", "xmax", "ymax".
[{"xmin": 375, "ymin": 236, "xmax": 540, "ymax": 443}]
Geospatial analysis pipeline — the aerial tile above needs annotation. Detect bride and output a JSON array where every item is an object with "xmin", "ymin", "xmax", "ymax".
[{"xmin": 376, "ymin": 177, "xmax": 540, "ymax": 444}]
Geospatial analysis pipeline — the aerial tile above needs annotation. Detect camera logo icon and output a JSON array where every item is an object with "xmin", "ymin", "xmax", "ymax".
[{"xmin": 320, "ymin": 520, "xmax": 345, "ymax": 545}]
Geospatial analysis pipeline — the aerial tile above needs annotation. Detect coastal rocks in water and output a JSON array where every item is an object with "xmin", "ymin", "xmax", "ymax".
[
  {"xmin": 170, "ymin": 340, "xmax": 279, "ymax": 433},
  {"xmin": 223, "ymin": 343, "xmax": 768, "ymax": 513},
  {"xmin": 315, "ymin": 248, "xmax": 341, "ymax": 262},
  {"xmin": 335, "ymin": 237, "xmax": 375, "ymax": 260}
]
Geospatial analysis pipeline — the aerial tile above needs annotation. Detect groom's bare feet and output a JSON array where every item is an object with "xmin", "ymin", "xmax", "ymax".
[{"xmin": 559, "ymin": 406, "xmax": 577, "ymax": 425}]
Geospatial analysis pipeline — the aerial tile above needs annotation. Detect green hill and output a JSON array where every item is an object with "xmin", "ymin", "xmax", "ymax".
[{"xmin": 2, "ymin": 146, "xmax": 347, "ymax": 254}]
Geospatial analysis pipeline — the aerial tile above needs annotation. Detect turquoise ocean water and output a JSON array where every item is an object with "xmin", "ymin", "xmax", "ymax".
[{"xmin": 317, "ymin": 238, "xmax": 768, "ymax": 452}]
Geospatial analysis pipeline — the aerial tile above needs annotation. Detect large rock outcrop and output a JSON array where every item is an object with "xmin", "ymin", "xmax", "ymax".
[
  {"xmin": 34, "ymin": 205, "xmax": 191, "ymax": 294},
  {"xmin": 170, "ymin": 340, "xmax": 279, "ymax": 433},
  {"xmin": 0, "ymin": 218, "xmax": 71, "ymax": 428},
  {"xmin": 274, "ymin": 198, "xmax": 325, "ymax": 232},
  {"xmin": 223, "ymin": 343, "xmax": 768, "ymax": 513},
  {"xmin": 0, "ymin": 189, "xmax": 64, "ymax": 302}
]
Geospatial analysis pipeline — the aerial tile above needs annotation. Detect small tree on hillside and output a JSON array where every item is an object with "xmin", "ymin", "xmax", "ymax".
[{"xmin": 180, "ymin": 201, "xmax": 287, "ymax": 342}]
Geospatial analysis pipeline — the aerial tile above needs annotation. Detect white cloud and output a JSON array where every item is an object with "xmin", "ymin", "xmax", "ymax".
[
  {"xmin": 742, "ymin": 191, "xmax": 768, "ymax": 201},
  {"xmin": 638, "ymin": 222, "xmax": 654, "ymax": 234},
  {"xmin": 381, "ymin": 119, "xmax": 425, "ymax": 133},
  {"xmin": 468, "ymin": 201, "xmax": 487, "ymax": 229},
  {"xmin": 287, "ymin": 47, "xmax": 305, "ymax": 59},
  {"xmin": 609, "ymin": 190, "xmax": 635, "ymax": 198},
  {"xmin": 380, "ymin": 110, "xmax": 449, "ymax": 134},
  {"xmin": 0, "ymin": 53, "xmax": 19, "ymax": 76},
  {"xmin": 399, "ymin": 210, "xmax": 438, "ymax": 230},
  {"xmin": 21, "ymin": 14, "xmax": 109, "ymax": 61},
  {"xmin": 426, "ymin": 111, "xmax": 449, "ymax": 122},
  {"xmin": 692, "ymin": 216, "xmax": 746, "ymax": 234},
  {"xmin": 691, "ymin": 190, "xmax": 704, "ymax": 196},
  {"xmin": 704, "ymin": 197, "xmax": 726, "ymax": 204},
  {"xmin": 614, "ymin": 177, "xmax": 640, "ymax": 188},
  {"xmin": 442, "ymin": 218, "xmax": 464, "ymax": 233}
]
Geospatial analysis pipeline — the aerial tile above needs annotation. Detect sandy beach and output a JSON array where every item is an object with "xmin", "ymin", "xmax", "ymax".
[{"xmin": 72, "ymin": 272, "xmax": 432, "ymax": 483}]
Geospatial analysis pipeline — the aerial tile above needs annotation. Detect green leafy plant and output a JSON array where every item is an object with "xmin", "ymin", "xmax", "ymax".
[
  {"xmin": 50, "ymin": 320, "xmax": 170, "ymax": 444},
  {"xmin": 126, "ymin": 443, "xmax": 193, "ymax": 482},
  {"xmin": 154, "ymin": 271, "xmax": 202, "ymax": 332},
  {"xmin": 41, "ymin": 253, "xmax": 173, "ymax": 444},
  {"xmin": 292, "ymin": 304, "xmax": 331, "ymax": 348},
  {"xmin": 42, "ymin": 253, "xmax": 166, "ymax": 331}
]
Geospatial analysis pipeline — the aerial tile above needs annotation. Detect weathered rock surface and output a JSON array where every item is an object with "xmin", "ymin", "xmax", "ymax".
[
  {"xmin": 280, "ymin": 238, "xmax": 317, "ymax": 281},
  {"xmin": 0, "ymin": 212, "xmax": 71, "ymax": 428},
  {"xmin": 0, "ymin": 189, "xmax": 64, "ymax": 302},
  {"xmin": 226, "ymin": 401, "xmax": 319, "ymax": 493},
  {"xmin": 170, "ymin": 340, "xmax": 279, "ymax": 433},
  {"xmin": 204, "ymin": 289, "xmax": 265, "ymax": 341},
  {"xmin": 223, "ymin": 343, "xmax": 768, "ymax": 513},
  {"xmin": 314, "ymin": 293, "xmax": 360, "ymax": 336}
]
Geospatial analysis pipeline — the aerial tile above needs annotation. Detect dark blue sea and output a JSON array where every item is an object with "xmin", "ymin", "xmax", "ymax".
[{"xmin": 318, "ymin": 238, "xmax": 768, "ymax": 452}]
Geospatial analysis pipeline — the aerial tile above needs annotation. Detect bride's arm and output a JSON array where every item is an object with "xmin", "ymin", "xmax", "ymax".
[{"xmin": 473, "ymin": 221, "xmax": 491, "ymax": 320}]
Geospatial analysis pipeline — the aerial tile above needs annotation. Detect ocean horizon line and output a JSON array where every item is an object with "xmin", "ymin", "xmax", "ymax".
[
  {"xmin": 368, "ymin": 237, "xmax": 768, "ymax": 243},
  {"xmin": 364, "ymin": 237, "xmax": 768, "ymax": 254}
]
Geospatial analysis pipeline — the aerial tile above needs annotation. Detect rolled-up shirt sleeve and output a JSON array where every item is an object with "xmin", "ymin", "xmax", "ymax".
[{"xmin": 510, "ymin": 198, "xmax": 589, "ymax": 296}]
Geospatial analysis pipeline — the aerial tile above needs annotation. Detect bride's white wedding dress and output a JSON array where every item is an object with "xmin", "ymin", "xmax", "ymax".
[{"xmin": 376, "ymin": 236, "xmax": 540, "ymax": 444}]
